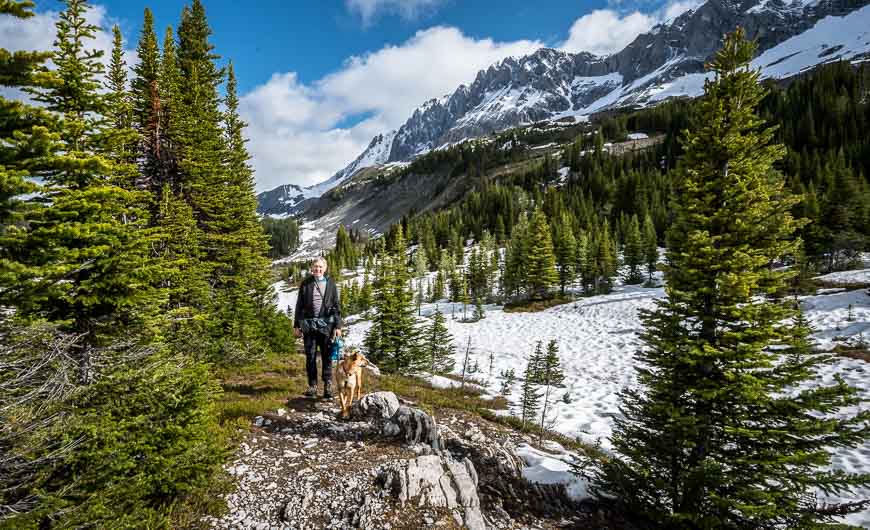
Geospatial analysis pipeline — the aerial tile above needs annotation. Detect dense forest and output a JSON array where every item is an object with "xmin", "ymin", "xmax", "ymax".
[{"xmin": 1, "ymin": 0, "xmax": 288, "ymax": 526}]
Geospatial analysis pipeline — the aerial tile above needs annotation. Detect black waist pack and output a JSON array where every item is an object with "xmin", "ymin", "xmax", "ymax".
[{"xmin": 301, "ymin": 317, "xmax": 330, "ymax": 336}]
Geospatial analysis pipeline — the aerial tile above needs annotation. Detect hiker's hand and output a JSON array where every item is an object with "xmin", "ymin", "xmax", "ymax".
[
  {"xmin": 333, "ymin": 328, "xmax": 342, "ymax": 339},
  {"xmin": 293, "ymin": 327, "xmax": 302, "ymax": 338}
]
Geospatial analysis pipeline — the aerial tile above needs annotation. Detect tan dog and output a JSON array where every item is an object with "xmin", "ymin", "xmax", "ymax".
[{"xmin": 333, "ymin": 350, "xmax": 378, "ymax": 418}]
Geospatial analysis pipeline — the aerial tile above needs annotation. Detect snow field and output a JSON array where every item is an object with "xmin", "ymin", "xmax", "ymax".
[{"xmin": 272, "ymin": 266, "xmax": 870, "ymax": 525}]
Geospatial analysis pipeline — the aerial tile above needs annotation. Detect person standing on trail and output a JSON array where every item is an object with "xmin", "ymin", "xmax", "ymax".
[{"xmin": 294, "ymin": 257, "xmax": 343, "ymax": 399}]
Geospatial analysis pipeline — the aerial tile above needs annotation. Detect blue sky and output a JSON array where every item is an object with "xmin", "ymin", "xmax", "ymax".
[
  {"xmin": 97, "ymin": 0, "xmax": 629, "ymax": 92},
  {"xmin": 4, "ymin": 0, "xmax": 699, "ymax": 191}
]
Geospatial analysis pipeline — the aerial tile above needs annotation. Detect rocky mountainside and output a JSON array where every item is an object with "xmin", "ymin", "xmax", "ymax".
[{"xmin": 258, "ymin": 0, "xmax": 870, "ymax": 220}]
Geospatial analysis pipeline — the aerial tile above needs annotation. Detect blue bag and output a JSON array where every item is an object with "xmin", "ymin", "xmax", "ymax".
[{"xmin": 330, "ymin": 337, "xmax": 344, "ymax": 361}]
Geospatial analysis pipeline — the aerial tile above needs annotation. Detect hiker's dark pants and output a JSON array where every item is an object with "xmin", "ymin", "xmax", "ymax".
[{"xmin": 303, "ymin": 332, "xmax": 332, "ymax": 387}]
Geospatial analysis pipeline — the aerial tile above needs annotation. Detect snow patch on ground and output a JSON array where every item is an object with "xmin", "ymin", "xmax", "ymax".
[
  {"xmin": 516, "ymin": 442, "xmax": 591, "ymax": 501},
  {"xmin": 275, "ymin": 260, "xmax": 870, "ymax": 525},
  {"xmin": 815, "ymin": 268, "xmax": 870, "ymax": 285}
]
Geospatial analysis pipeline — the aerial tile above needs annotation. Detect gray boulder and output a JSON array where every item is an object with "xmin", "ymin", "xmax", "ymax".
[
  {"xmin": 378, "ymin": 454, "xmax": 486, "ymax": 530},
  {"xmin": 351, "ymin": 391, "xmax": 400, "ymax": 420},
  {"xmin": 351, "ymin": 391, "xmax": 442, "ymax": 450},
  {"xmin": 385, "ymin": 405, "xmax": 441, "ymax": 450}
]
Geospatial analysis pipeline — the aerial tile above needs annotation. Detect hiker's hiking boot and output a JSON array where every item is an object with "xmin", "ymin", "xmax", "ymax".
[
  {"xmin": 303, "ymin": 385, "xmax": 317, "ymax": 398},
  {"xmin": 323, "ymin": 382, "xmax": 333, "ymax": 400}
]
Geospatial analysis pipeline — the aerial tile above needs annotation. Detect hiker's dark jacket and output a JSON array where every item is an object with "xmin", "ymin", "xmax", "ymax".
[{"xmin": 293, "ymin": 275, "xmax": 342, "ymax": 334}]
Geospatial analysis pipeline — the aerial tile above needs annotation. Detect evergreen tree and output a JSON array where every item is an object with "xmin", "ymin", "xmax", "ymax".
[
  {"xmin": 525, "ymin": 208, "xmax": 558, "ymax": 300},
  {"xmin": 499, "ymin": 368, "xmax": 516, "ymax": 396},
  {"xmin": 472, "ymin": 296, "xmax": 485, "ymax": 321},
  {"xmin": 502, "ymin": 213, "xmax": 529, "ymax": 300},
  {"xmin": 130, "ymin": 8, "xmax": 162, "ymax": 190},
  {"xmin": 553, "ymin": 211, "xmax": 577, "ymax": 296},
  {"xmin": 423, "ymin": 308, "xmax": 456, "ymax": 374},
  {"xmin": 596, "ymin": 29, "xmax": 870, "ymax": 528},
  {"xmin": 641, "ymin": 213, "xmax": 658, "ymax": 282},
  {"xmin": 156, "ymin": 24, "xmax": 180, "ymax": 190},
  {"xmin": 0, "ymin": 0, "xmax": 55, "ymax": 306},
  {"xmin": 622, "ymin": 214, "xmax": 644, "ymax": 284},
  {"xmin": 519, "ymin": 354, "xmax": 542, "ymax": 429},
  {"xmin": 538, "ymin": 339, "xmax": 565, "ymax": 435},
  {"xmin": 21, "ymin": 0, "xmax": 166, "ymax": 377},
  {"xmin": 414, "ymin": 247, "xmax": 427, "ymax": 314},
  {"xmin": 0, "ymin": 4, "xmax": 223, "ymax": 526},
  {"xmin": 576, "ymin": 229, "xmax": 591, "ymax": 295},
  {"xmin": 104, "ymin": 24, "xmax": 137, "ymax": 182},
  {"xmin": 364, "ymin": 227, "xmax": 423, "ymax": 373}
]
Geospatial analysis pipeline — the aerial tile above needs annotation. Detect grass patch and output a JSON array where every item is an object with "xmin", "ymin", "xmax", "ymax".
[
  {"xmin": 479, "ymin": 409, "xmax": 607, "ymax": 459},
  {"xmin": 504, "ymin": 296, "xmax": 573, "ymax": 313},
  {"xmin": 373, "ymin": 373, "xmax": 509, "ymax": 415},
  {"xmin": 833, "ymin": 344, "xmax": 870, "ymax": 362},
  {"xmin": 214, "ymin": 351, "xmax": 308, "ymax": 428}
]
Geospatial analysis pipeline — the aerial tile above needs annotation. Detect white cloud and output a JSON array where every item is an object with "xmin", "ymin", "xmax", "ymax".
[
  {"xmin": 661, "ymin": 0, "xmax": 704, "ymax": 23},
  {"xmin": 560, "ymin": 0, "xmax": 705, "ymax": 56},
  {"xmin": 346, "ymin": 0, "xmax": 446, "ymax": 25},
  {"xmin": 0, "ymin": 3, "xmax": 137, "ymax": 94},
  {"xmin": 560, "ymin": 9, "xmax": 656, "ymax": 56},
  {"xmin": 241, "ymin": 26, "xmax": 542, "ymax": 191}
]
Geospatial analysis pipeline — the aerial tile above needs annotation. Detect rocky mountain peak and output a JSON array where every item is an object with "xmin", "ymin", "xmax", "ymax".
[{"xmin": 258, "ymin": 0, "xmax": 870, "ymax": 218}]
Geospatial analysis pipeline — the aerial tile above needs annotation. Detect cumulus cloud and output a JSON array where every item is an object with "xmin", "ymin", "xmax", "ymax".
[
  {"xmin": 560, "ymin": 0, "xmax": 704, "ymax": 56},
  {"xmin": 0, "ymin": 3, "xmax": 137, "ymax": 97},
  {"xmin": 241, "ymin": 26, "xmax": 541, "ymax": 191},
  {"xmin": 560, "ymin": 9, "xmax": 655, "ymax": 56},
  {"xmin": 346, "ymin": 0, "xmax": 446, "ymax": 25}
]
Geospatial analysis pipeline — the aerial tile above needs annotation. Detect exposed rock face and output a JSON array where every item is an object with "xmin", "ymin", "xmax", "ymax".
[
  {"xmin": 377, "ymin": 454, "xmax": 486, "ymax": 530},
  {"xmin": 206, "ymin": 393, "xmax": 630, "ymax": 529},
  {"xmin": 352, "ymin": 391, "xmax": 442, "ymax": 449}
]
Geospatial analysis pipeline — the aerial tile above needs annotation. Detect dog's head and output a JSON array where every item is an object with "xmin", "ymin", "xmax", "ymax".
[{"xmin": 346, "ymin": 349, "xmax": 369, "ymax": 370}]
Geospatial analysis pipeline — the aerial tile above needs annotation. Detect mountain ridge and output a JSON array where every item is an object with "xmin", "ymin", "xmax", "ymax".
[{"xmin": 257, "ymin": 0, "xmax": 870, "ymax": 218}]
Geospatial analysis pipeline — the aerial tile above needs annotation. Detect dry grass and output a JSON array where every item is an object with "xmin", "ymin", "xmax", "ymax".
[
  {"xmin": 504, "ymin": 296, "xmax": 574, "ymax": 313},
  {"xmin": 833, "ymin": 344, "xmax": 870, "ymax": 362}
]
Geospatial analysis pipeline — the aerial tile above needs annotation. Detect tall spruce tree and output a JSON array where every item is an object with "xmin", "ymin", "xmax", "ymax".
[
  {"xmin": 622, "ymin": 214, "xmax": 644, "ymax": 284},
  {"xmin": 22, "ymin": 0, "xmax": 165, "ymax": 377},
  {"xmin": 538, "ymin": 339, "xmax": 565, "ymax": 435},
  {"xmin": 130, "ymin": 8, "xmax": 161, "ymax": 190},
  {"xmin": 364, "ymin": 227, "xmax": 423, "ymax": 373},
  {"xmin": 525, "ymin": 208, "xmax": 558, "ymax": 300},
  {"xmin": 641, "ymin": 213, "xmax": 658, "ymax": 282},
  {"xmin": 596, "ymin": 29, "xmax": 870, "ymax": 528},
  {"xmin": 553, "ymin": 211, "xmax": 577, "ymax": 295},
  {"xmin": 423, "ymin": 308, "xmax": 456, "ymax": 374},
  {"xmin": 519, "ymin": 351, "xmax": 542, "ymax": 429},
  {"xmin": 104, "ymin": 25, "xmax": 137, "ymax": 182}
]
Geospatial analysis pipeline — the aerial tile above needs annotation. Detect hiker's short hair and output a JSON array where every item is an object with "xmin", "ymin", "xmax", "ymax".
[{"xmin": 311, "ymin": 256, "xmax": 328, "ymax": 269}]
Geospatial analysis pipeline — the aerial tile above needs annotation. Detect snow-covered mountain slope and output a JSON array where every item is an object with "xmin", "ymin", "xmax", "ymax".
[{"xmin": 258, "ymin": 0, "xmax": 870, "ymax": 217}]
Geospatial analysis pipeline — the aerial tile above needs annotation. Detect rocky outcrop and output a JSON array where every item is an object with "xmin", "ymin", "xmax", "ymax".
[
  {"xmin": 208, "ymin": 394, "xmax": 635, "ymax": 529},
  {"xmin": 377, "ymin": 454, "xmax": 486, "ymax": 530},
  {"xmin": 352, "ymin": 392, "xmax": 442, "ymax": 449}
]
